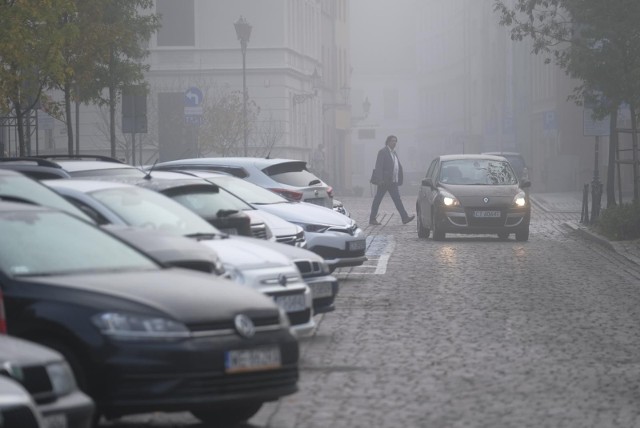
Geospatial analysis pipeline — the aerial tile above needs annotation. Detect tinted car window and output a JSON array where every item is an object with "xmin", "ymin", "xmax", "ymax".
[
  {"xmin": 263, "ymin": 163, "xmax": 323, "ymax": 187},
  {"xmin": 0, "ymin": 211, "xmax": 157, "ymax": 277},
  {"xmin": 89, "ymin": 186, "xmax": 219, "ymax": 235},
  {"xmin": 205, "ymin": 175, "xmax": 288, "ymax": 204},
  {"xmin": 439, "ymin": 159, "xmax": 517, "ymax": 185},
  {"xmin": 171, "ymin": 188, "xmax": 252, "ymax": 217}
]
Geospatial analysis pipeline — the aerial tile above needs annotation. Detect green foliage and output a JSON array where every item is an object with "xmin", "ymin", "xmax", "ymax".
[{"xmin": 595, "ymin": 201, "xmax": 640, "ymax": 241}]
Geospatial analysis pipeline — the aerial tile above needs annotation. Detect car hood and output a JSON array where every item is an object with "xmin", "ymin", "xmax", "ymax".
[
  {"xmin": 195, "ymin": 235, "xmax": 294, "ymax": 269},
  {"xmin": 440, "ymin": 183, "xmax": 522, "ymax": 205},
  {"xmin": 27, "ymin": 269, "xmax": 278, "ymax": 323},
  {"xmin": 0, "ymin": 336, "xmax": 61, "ymax": 366},
  {"xmin": 244, "ymin": 209, "xmax": 300, "ymax": 236},
  {"xmin": 230, "ymin": 235, "xmax": 323, "ymax": 262},
  {"xmin": 259, "ymin": 202, "xmax": 353, "ymax": 226}
]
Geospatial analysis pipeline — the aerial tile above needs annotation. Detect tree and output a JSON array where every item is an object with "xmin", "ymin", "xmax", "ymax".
[
  {"xmin": 199, "ymin": 85, "xmax": 260, "ymax": 157},
  {"xmin": 0, "ymin": 0, "xmax": 76, "ymax": 155},
  {"xmin": 494, "ymin": 0, "xmax": 640, "ymax": 203},
  {"xmin": 89, "ymin": 0, "xmax": 160, "ymax": 158}
]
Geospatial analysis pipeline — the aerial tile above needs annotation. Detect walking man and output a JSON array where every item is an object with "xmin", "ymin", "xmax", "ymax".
[{"xmin": 369, "ymin": 135, "xmax": 415, "ymax": 225}]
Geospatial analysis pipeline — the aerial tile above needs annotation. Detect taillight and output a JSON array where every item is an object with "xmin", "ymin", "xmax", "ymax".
[
  {"xmin": 269, "ymin": 188, "xmax": 303, "ymax": 201},
  {"xmin": 327, "ymin": 186, "xmax": 333, "ymax": 198},
  {"xmin": 0, "ymin": 289, "xmax": 6, "ymax": 334}
]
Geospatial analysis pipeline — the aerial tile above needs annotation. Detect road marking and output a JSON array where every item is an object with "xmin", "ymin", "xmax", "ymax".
[{"xmin": 335, "ymin": 235, "xmax": 395, "ymax": 276}]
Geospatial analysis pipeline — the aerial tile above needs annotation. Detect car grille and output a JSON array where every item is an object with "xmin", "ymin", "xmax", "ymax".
[
  {"xmin": 327, "ymin": 224, "xmax": 358, "ymax": 236},
  {"xmin": 294, "ymin": 260, "xmax": 324, "ymax": 277},
  {"xmin": 251, "ymin": 223, "xmax": 269, "ymax": 240},
  {"xmin": 188, "ymin": 313, "xmax": 280, "ymax": 333},
  {"xmin": 287, "ymin": 308, "xmax": 312, "ymax": 325},
  {"xmin": 9, "ymin": 366, "xmax": 55, "ymax": 405}
]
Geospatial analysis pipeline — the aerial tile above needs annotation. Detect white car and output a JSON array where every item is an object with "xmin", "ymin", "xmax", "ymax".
[
  {"xmin": 161, "ymin": 170, "xmax": 367, "ymax": 271},
  {"xmin": 44, "ymin": 179, "xmax": 316, "ymax": 337}
]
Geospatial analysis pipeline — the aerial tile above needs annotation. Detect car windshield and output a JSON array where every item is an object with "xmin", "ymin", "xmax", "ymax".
[
  {"xmin": 0, "ymin": 175, "xmax": 93, "ymax": 222},
  {"xmin": 170, "ymin": 187, "xmax": 252, "ymax": 217},
  {"xmin": 204, "ymin": 175, "xmax": 288, "ymax": 205},
  {"xmin": 439, "ymin": 159, "xmax": 518, "ymax": 185},
  {"xmin": 0, "ymin": 210, "xmax": 157, "ymax": 277},
  {"xmin": 89, "ymin": 186, "xmax": 220, "ymax": 235}
]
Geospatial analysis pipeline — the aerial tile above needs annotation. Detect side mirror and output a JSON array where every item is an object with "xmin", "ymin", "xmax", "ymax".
[
  {"xmin": 422, "ymin": 177, "xmax": 434, "ymax": 188},
  {"xmin": 520, "ymin": 180, "xmax": 531, "ymax": 189}
]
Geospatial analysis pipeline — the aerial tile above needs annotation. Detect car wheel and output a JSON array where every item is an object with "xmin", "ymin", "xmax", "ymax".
[
  {"xmin": 432, "ymin": 212, "xmax": 445, "ymax": 241},
  {"xmin": 498, "ymin": 232, "xmax": 509, "ymax": 240},
  {"xmin": 417, "ymin": 208, "xmax": 430, "ymax": 239},
  {"xmin": 192, "ymin": 402, "xmax": 263, "ymax": 426},
  {"xmin": 515, "ymin": 227, "xmax": 529, "ymax": 242}
]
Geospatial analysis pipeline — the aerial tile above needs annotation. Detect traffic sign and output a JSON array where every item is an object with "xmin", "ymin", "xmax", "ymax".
[{"xmin": 184, "ymin": 87, "xmax": 203, "ymax": 107}]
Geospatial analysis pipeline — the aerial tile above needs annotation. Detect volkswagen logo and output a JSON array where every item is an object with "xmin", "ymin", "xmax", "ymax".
[
  {"xmin": 278, "ymin": 273, "xmax": 288, "ymax": 287},
  {"xmin": 234, "ymin": 314, "xmax": 255, "ymax": 338},
  {"xmin": 483, "ymin": 197, "xmax": 490, "ymax": 204}
]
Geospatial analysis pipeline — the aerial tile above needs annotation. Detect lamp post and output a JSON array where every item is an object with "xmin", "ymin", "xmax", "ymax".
[{"xmin": 234, "ymin": 16, "xmax": 252, "ymax": 156}]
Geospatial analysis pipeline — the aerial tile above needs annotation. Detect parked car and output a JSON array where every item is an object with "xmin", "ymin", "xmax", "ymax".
[
  {"xmin": 0, "ymin": 335, "xmax": 95, "ymax": 428},
  {"xmin": 44, "ymin": 179, "xmax": 316, "ymax": 335},
  {"xmin": 152, "ymin": 157, "xmax": 335, "ymax": 209},
  {"xmin": 0, "ymin": 157, "xmax": 72, "ymax": 179},
  {"xmin": 0, "ymin": 376, "xmax": 43, "ymax": 428},
  {"xmin": 416, "ymin": 154, "xmax": 531, "ymax": 241},
  {"xmin": 481, "ymin": 152, "xmax": 530, "ymax": 182},
  {"xmin": 160, "ymin": 169, "xmax": 367, "ymax": 271},
  {"xmin": 0, "ymin": 201, "xmax": 299, "ymax": 426}
]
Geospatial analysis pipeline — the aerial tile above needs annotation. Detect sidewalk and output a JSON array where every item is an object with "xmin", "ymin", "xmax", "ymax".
[{"xmin": 530, "ymin": 191, "xmax": 640, "ymax": 266}]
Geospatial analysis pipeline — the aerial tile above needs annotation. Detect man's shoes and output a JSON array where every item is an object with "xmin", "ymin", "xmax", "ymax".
[
  {"xmin": 369, "ymin": 219, "xmax": 382, "ymax": 226},
  {"xmin": 402, "ymin": 215, "xmax": 415, "ymax": 225}
]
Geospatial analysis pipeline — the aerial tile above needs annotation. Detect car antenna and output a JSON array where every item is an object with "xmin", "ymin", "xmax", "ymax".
[{"xmin": 144, "ymin": 159, "xmax": 158, "ymax": 180}]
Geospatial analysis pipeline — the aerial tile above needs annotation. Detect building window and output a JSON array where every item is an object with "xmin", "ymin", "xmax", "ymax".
[{"xmin": 156, "ymin": 0, "xmax": 195, "ymax": 47}]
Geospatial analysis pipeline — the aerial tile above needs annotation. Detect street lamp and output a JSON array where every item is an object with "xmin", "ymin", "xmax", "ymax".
[{"xmin": 234, "ymin": 16, "xmax": 252, "ymax": 156}]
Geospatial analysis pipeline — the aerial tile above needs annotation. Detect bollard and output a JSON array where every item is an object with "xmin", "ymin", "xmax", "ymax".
[
  {"xmin": 591, "ymin": 180, "xmax": 602, "ymax": 222},
  {"xmin": 581, "ymin": 183, "xmax": 589, "ymax": 224}
]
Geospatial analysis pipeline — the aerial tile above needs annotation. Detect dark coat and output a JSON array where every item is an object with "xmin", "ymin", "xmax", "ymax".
[{"xmin": 372, "ymin": 146, "xmax": 403, "ymax": 186}]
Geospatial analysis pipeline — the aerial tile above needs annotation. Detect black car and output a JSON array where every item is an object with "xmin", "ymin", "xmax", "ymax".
[
  {"xmin": 0, "ymin": 335, "xmax": 95, "ymax": 428},
  {"xmin": 0, "ymin": 201, "xmax": 298, "ymax": 425}
]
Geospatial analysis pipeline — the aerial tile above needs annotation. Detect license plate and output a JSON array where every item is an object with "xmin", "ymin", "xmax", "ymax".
[
  {"xmin": 225, "ymin": 346, "xmax": 281, "ymax": 373},
  {"xmin": 348, "ymin": 240, "xmax": 366, "ymax": 251},
  {"xmin": 42, "ymin": 414, "xmax": 68, "ymax": 428},
  {"xmin": 274, "ymin": 294, "xmax": 306, "ymax": 312},
  {"xmin": 310, "ymin": 282, "xmax": 333, "ymax": 298},
  {"xmin": 304, "ymin": 197, "xmax": 326, "ymax": 206},
  {"xmin": 473, "ymin": 210, "xmax": 501, "ymax": 218}
]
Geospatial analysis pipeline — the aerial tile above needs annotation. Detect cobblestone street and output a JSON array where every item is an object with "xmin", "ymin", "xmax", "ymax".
[{"xmin": 103, "ymin": 193, "xmax": 640, "ymax": 428}]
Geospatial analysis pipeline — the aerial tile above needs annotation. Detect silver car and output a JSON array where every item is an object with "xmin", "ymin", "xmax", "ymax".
[{"xmin": 153, "ymin": 157, "xmax": 335, "ymax": 209}]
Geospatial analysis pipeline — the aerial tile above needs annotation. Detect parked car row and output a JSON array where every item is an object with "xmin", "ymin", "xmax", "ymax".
[{"xmin": 0, "ymin": 155, "xmax": 363, "ymax": 426}]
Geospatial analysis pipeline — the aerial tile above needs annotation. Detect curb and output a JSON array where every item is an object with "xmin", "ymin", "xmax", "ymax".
[{"xmin": 564, "ymin": 221, "xmax": 640, "ymax": 266}]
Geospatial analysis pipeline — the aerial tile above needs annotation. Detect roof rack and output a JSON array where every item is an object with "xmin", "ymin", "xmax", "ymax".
[
  {"xmin": 0, "ymin": 157, "xmax": 64, "ymax": 168},
  {"xmin": 34, "ymin": 154, "xmax": 125, "ymax": 164}
]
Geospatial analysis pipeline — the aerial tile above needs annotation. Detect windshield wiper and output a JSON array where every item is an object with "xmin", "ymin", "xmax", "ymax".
[{"xmin": 184, "ymin": 232, "xmax": 228, "ymax": 240}]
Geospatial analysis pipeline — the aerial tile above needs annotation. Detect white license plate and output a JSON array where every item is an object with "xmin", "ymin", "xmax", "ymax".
[
  {"xmin": 274, "ymin": 294, "xmax": 307, "ymax": 312},
  {"xmin": 225, "ymin": 346, "xmax": 281, "ymax": 373},
  {"xmin": 311, "ymin": 282, "xmax": 333, "ymax": 298},
  {"xmin": 42, "ymin": 414, "xmax": 68, "ymax": 428},
  {"xmin": 348, "ymin": 240, "xmax": 366, "ymax": 251},
  {"xmin": 473, "ymin": 210, "xmax": 501, "ymax": 218},
  {"xmin": 304, "ymin": 197, "xmax": 326, "ymax": 206}
]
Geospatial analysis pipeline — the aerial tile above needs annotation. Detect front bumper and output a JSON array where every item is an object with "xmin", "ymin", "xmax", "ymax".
[
  {"xmin": 305, "ymin": 229, "xmax": 367, "ymax": 270},
  {"xmin": 39, "ymin": 390, "xmax": 95, "ymax": 428},
  {"xmin": 303, "ymin": 275, "xmax": 339, "ymax": 314},
  {"xmin": 96, "ymin": 330, "xmax": 299, "ymax": 419},
  {"xmin": 437, "ymin": 205, "xmax": 530, "ymax": 235}
]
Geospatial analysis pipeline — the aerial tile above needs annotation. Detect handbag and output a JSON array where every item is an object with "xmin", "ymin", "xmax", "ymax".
[{"xmin": 370, "ymin": 168, "xmax": 382, "ymax": 185}]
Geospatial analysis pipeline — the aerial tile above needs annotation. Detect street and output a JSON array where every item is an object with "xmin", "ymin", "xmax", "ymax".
[{"xmin": 102, "ymin": 193, "xmax": 640, "ymax": 428}]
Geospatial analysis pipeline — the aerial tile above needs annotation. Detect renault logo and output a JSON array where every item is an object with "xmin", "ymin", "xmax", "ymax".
[
  {"xmin": 483, "ymin": 197, "xmax": 490, "ymax": 204},
  {"xmin": 278, "ymin": 274, "xmax": 288, "ymax": 287},
  {"xmin": 234, "ymin": 314, "xmax": 255, "ymax": 338}
]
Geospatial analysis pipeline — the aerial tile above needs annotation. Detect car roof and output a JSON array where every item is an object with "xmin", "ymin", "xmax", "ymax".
[
  {"xmin": 439, "ymin": 154, "xmax": 508, "ymax": 162},
  {"xmin": 164, "ymin": 157, "xmax": 307, "ymax": 169},
  {"xmin": 0, "ymin": 200, "xmax": 55, "ymax": 213},
  {"xmin": 481, "ymin": 151, "xmax": 523, "ymax": 157},
  {"xmin": 43, "ymin": 178, "xmax": 140, "ymax": 192},
  {"xmin": 80, "ymin": 174, "xmax": 220, "ymax": 193}
]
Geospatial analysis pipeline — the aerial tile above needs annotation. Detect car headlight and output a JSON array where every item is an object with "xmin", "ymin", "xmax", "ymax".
[
  {"xmin": 278, "ymin": 307, "xmax": 290, "ymax": 328},
  {"xmin": 440, "ymin": 189, "xmax": 460, "ymax": 206},
  {"xmin": 92, "ymin": 312, "xmax": 190, "ymax": 341},
  {"xmin": 223, "ymin": 264, "xmax": 245, "ymax": 284},
  {"xmin": 46, "ymin": 362, "xmax": 76, "ymax": 396},
  {"xmin": 513, "ymin": 191, "xmax": 527, "ymax": 207},
  {"xmin": 292, "ymin": 222, "xmax": 331, "ymax": 233}
]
